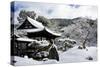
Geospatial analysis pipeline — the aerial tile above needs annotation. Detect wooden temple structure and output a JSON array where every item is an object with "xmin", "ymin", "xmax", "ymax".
[
  {"xmin": 11, "ymin": 16, "xmax": 61, "ymax": 60},
  {"xmin": 17, "ymin": 16, "xmax": 61, "ymax": 40}
]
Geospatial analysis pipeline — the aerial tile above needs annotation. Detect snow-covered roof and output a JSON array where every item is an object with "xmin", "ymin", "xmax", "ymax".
[
  {"xmin": 20, "ymin": 27, "xmax": 61, "ymax": 37},
  {"xmin": 16, "ymin": 38, "xmax": 36, "ymax": 42},
  {"xmin": 17, "ymin": 16, "xmax": 44, "ymax": 30},
  {"xmin": 17, "ymin": 16, "xmax": 61, "ymax": 37},
  {"xmin": 12, "ymin": 33, "xmax": 20, "ymax": 38},
  {"xmin": 27, "ymin": 16, "xmax": 44, "ymax": 29},
  {"xmin": 19, "ymin": 28, "xmax": 43, "ymax": 33},
  {"xmin": 45, "ymin": 27, "xmax": 61, "ymax": 36}
]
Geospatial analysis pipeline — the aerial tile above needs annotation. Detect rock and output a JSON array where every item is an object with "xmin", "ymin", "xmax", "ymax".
[
  {"xmin": 86, "ymin": 56, "xmax": 93, "ymax": 60},
  {"xmin": 78, "ymin": 46, "xmax": 83, "ymax": 49}
]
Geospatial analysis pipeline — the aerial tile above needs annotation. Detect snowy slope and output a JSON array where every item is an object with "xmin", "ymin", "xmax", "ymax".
[
  {"xmin": 13, "ymin": 46, "xmax": 97, "ymax": 66},
  {"xmin": 59, "ymin": 46, "xmax": 97, "ymax": 63}
]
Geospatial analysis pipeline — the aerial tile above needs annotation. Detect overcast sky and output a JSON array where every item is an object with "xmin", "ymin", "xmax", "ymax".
[{"xmin": 11, "ymin": 1, "xmax": 98, "ymax": 24}]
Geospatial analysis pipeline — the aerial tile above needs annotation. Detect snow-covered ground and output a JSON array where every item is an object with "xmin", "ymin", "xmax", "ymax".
[
  {"xmin": 12, "ymin": 46, "xmax": 97, "ymax": 66},
  {"xmin": 13, "ymin": 56, "xmax": 58, "ymax": 66},
  {"xmin": 59, "ymin": 46, "xmax": 97, "ymax": 63}
]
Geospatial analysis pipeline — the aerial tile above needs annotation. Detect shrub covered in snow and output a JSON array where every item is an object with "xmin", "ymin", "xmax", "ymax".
[{"xmin": 56, "ymin": 38, "xmax": 76, "ymax": 51}]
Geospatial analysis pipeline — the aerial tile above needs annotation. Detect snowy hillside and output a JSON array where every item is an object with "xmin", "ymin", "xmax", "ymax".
[{"xmin": 13, "ymin": 46, "xmax": 97, "ymax": 66}]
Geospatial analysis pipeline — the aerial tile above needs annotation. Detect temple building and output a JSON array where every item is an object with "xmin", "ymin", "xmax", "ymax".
[
  {"xmin": 11, "ymin": 16, "xmax": 61, "ymax": 60},
  {"xmin": 17, "ymin": 16, "xmax": 61, "ymax": 40}
]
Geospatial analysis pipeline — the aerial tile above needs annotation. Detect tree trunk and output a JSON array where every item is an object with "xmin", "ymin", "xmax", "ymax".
[{"xmin": 82, "ymin": 30, "xmax": 90, "ymax": 49}]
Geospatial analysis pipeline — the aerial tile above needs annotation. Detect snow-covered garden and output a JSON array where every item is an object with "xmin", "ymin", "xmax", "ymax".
[
  {"xmin": 12, "ymin": 46, "xmax": 97, "ymax": 66},
  {"xmin": 11, "ymin": 6, "xmax": 97, "ymax": 66}
]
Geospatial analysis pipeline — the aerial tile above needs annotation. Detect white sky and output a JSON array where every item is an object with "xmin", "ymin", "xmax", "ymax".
[{"xmin": 13, "ymin": 2, "xmax": 98, "ymax": 24}]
